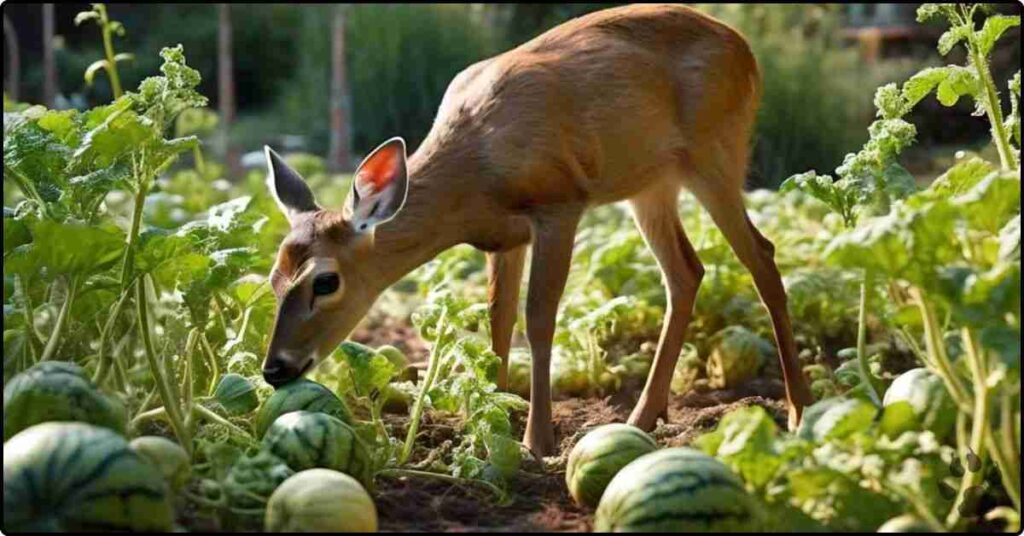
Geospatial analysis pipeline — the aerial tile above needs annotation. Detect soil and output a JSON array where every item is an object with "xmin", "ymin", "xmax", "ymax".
[{"xmin": 373, "ymin": 383, "xmax": 787, "ymax": 532}]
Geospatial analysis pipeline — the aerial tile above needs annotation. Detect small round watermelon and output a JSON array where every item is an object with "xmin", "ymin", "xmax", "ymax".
[
  {"xmin": 566, "ymin": 423, "xmax": 658, "ymax": 507},
  {"xmin": 213, "ymin": 373, "xmax": 260, "ymax": 415},
  {"xmin": 255, "ymin": 378, "xmax": 353, "ymax": 438},
  {"xmin": 882, "ymin": 368, "xmax": 956, "ymax": 439},
  {"xmin": 265, "ymin": 469, "xmax": 377, "ymax": 532},
  {"xmin": 3, "ymin": 360, "xmax": 127, "ymax": 440},
  {"xmin": 262, "ymin": 411, "xmax": 372, "ymax": 487},
  {"xmin": 3, "ymin": 422, "xmax": 174, "ymax": 532},
  {"xmin": 595, "ymin": 447, "xmax": 762, "ymax": 532},
  {"xmin": 129, "ymin": 436, "xmax": 191, "ymax": 491}
]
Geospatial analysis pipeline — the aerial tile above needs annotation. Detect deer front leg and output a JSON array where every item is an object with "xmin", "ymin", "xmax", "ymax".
[
  {"xmin": 523, "ymin": 209, "xmax": 581, "ymax": 457},
  {"xmin": 487, "ymin": 245, "xmax": 527, "ymax": 391}
]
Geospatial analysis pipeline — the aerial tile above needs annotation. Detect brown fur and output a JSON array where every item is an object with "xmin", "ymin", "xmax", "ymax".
[{"xmin": 268, "ymin": 4, "xmax": 812, "ymax": 456}]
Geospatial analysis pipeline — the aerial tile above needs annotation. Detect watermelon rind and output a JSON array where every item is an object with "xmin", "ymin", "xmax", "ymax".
[
  {"xmin": 261, "ymin": 410, "xmax": 373, "ymax": 487},
  {"xmin": 566, "ymin": 423, "xmax": 658, "ymax": 508}
]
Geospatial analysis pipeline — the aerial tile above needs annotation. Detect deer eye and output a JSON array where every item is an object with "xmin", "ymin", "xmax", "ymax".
[{"xmin": 312, "ymin": 273, "xmax": 340, "ymax": 296}]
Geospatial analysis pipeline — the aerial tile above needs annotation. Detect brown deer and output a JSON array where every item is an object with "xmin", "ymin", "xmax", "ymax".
[{"xmin": 262, "ymin": 4, "xmax": 813, "ymax": 456}]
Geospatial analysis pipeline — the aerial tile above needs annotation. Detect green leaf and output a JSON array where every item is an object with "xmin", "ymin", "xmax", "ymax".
[
  {"xmin": 812, "ymin": 398, "xmax": 877, "ymax": 441},
  {"xmin": 337, "ymin": 341, "xmax": 397, "ymax": 397},
  {"xmin": 879, "ymin": 401, "xmax": 918, "ymax": 438},
  {"xmin": 952, "ymin": 170, "xmax": 1021, "ymax": 234},
  {"xmin": 6, "ymin": 220, "xmax": 124, "ymax": 277},
  {"xmin": 997, "ymin": 215, "xmax": 1020, "ymax": 262},
  {"xmin": 935, "ymin": 66, "xmax": 978, "ymax": 107},
  {"xmin": 978, "ymin": 15, "xmax": 1020, "ymax": 56},
  {"xmin": 696, "ymin": 405, "xmax": 781, "ymax": 488},
  {"xmin": 937, "ymin": 25, "xmax": 970, "ymax": 55},
  {"xmin": 84, "ymin": 59, "xmax": 109, "ymax": 86},
  {"xmin": 902, "ymin": 67, "xmax": 952, "ymax": 109},
  {"xmin": 929, "ymin": 155, "xmax": 996, "ymax": 196}
]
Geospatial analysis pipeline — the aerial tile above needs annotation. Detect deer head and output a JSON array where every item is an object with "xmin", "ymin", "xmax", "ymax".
[{"xmin": 261, "ymin": 138, "xmax": 409, "ymax": 386}]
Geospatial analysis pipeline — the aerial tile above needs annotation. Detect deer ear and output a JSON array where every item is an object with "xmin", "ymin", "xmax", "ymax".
[
  {"xmin": 265, "ymin": 146, "xmax": 318, "ymax": 224},
  {"xmin": 345, "ymin": 137, "xmax": 409, "ymax": 233}
]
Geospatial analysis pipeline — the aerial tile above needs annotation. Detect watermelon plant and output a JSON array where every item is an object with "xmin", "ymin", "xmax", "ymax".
[
  {"xmin": 265, "ymin": 469, "xmax": 378, "ymax": 532},
  {"xmin": 565, "ymin": 423, "xmax": 659, "ymax": 508}
]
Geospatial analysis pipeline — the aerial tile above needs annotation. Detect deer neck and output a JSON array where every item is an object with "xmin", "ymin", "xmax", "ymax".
[{"xmin": 366, "ymin": 142, "xmax": 480, "ymax": 290}]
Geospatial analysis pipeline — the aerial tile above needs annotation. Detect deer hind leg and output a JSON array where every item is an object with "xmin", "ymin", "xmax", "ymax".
[
  {"xmin": 487, "ymin": 245, "xmax": 527, "ymax": 391},
  {"xmin": 689, "ymin": 181, "xmax": 814, "ymax": 430},
  {"xmin": 626, "ymin": 180, "xmax": 704, "ymax": 431},
  {"xmin": 523, "ymin": 208, "xmax": 582, "ymax": 457}
]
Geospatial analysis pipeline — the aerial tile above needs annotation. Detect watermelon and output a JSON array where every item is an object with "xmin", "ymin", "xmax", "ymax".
[
  {"xmin": 255, "ymin": 378, "xmax": 353, "ymax": 437},
  {"xmin": 377, "ymin": 344, "xmax": 409, "ymax": 369},
  {"xmin": 262, "ymin": 411, "xmax": 373, "ymax": 487},
  {"xmin": 705, "ymin": 327, "xmax": 771, "ymax": 389},
  {"xmin": 3, "ymin": 422, "xmax": 174, "ymax": 532},
  {"xmin": 3, "ymin": 360, "xmax": 127, "ymax": 440},
  {"xmin": 882, "ymin": 368, "xmax": 955, "ymax": 439},
  {"xmin": 265, "ymin": 468, "xmax": 378, "ymax": 532},
  {"xmin": 214, "ymin": 373, "xmax": 260, "ymax": 415},
  {"xmin": 595, "ymin": 447, "xmax": 762, "ymax": 532},
  {"xmin": 566, "ymin": 423, "xmax": 659, "ymax": 507},
  {"xmin": 129, "ymin": 436, "xmax": 192, "ymax": 491}
]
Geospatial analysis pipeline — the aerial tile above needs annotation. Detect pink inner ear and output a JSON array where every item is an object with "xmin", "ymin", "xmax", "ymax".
[{"xmin": 356, "ymin": 145, "xmax": 401, "ymax": 196}]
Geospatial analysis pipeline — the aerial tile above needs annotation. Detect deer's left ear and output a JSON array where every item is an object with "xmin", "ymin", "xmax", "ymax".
[{"xmin": 345, "ymin": 137, "xmax": 408, "ymax": 233}]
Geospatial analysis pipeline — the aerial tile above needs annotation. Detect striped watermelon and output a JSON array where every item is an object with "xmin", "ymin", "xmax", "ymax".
[
  {"xmin": 213, "ymin": 373, "xmax": 260, "ymax": 415},
  {"xmin": 3, "ymin": 422, "xmax": 174, "ymax": 532},
  {"xmin": 595, "ymin": 447, "xmax": 762, "ymax": 532},
  {"xmin": 3, "ymin": 360, "xmax": 127, "ymax": 441},
  {"xmin": 265, "ymin": 469, "xmax": 378, "ymax": 532},
  {"xmin": 255, "ymin": 378, "xmax": 353, "ymax": 438},
  {"xmin": 261, "ymin": 411, "xmax": 372, "ymax": 487},
  {"xmin": 566, "ymin": 423, "xmax": 658, "ymax": 507}
]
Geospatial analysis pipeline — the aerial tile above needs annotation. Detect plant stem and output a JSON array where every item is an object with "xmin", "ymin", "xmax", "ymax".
[
  {"xmin": 39, "ymin": 275, "xmax": 80, "ymax": 363},
  {"xmin": 15, "ymin": 275, "xmax": 44, "ymax": 360},
  {"xmin": 92, "ymin": 285, "xmax": 132, "ymax": 384},
  {"xmin": 910, "ymin": 288, "xmax": 971, "ymax": 411},
  {"xmin": 136, "ymin": 275, "xmax": 192, "ymax": 455},
  {"xmin": 199, "ymin": 332, "xmax": 221, "ymax": 396},
  {"xmin": 946, "ymin": 328, "xmax": 989, "ymax": 530},
  {"xmin": 401, "ymin": 315, "xmax": 448, "ymax": 465},
  {"xmin": 968, "ymin": 43, "xmax": 1018, "ymax": 170},
  {"xmin": 191, "ymin": 403, "xmax": 252, "ymax": 439},
  {"xmin": 97, "ymin": 4, "xmax": 123, "ymax": 99},
  {"xmin": 856, "ymin": 270, "xmax": 882, "ymax": 406}
]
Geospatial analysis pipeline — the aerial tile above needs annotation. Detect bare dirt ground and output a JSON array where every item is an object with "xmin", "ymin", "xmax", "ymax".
[{"xmin": 373, "ymin": 383, "xmax": 787, "ymax": 532}]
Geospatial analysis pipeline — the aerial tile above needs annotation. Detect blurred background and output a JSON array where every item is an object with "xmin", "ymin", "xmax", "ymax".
[{"xmin": 3, "ymin": 3, "xmax": 1020, "ymax": 189}]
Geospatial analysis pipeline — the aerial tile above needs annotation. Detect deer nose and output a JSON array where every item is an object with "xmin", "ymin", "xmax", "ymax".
[{"xmin": 262, "ymin": 356, "xmax": 294, "ymax": 387}]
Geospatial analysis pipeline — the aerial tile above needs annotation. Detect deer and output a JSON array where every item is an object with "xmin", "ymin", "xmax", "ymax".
[{"xmin": 261, "ymin": 3, "xmax": 814, "ymax": 457}]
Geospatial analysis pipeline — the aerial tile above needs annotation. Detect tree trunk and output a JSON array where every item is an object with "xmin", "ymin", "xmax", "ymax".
[
  {"xmin": 42, "ymin": 3, "xmax": 56, "ymax": 107},
  {"xmin": 218, "ymin": 3, "xmax": 239, "ymax": 175},
  {"xmin": 3, "ymin": 13, "xmax": 19, "ymax": 101},
  {"xmin": 328, "ymin": 4, "xmax": 352, "ymax": 171}
]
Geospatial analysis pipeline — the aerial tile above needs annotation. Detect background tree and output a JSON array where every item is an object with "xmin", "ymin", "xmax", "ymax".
[
  {"xmin": 218, "ymin": 3, "xmax": 237, "ymax": 171},
  {"xmin": 42, "ymin": 3, "xmax": 55, "ymax": 107},
  {"xmin": 328, "ymin": 4, "xmax": 352, "ymax": 171},
  {"xmin": 3, "ymin": 13, "xmax": 19, "ymax": 101}
]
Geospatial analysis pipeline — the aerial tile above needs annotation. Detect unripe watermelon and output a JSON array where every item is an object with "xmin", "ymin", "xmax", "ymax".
[
  {"xmin": 377, "ymin": 344, "xmax": 409, "ymax": 369},
  {"xmin": 3, "ymin": 422, "xmax": 174, "ymax": 532},
  {"xmin": 595, "ymin": 447, "xmax": 762, "ymax": 532},
  {"xmin": 255, "ymin": 378, "xmax": 353, "ymax": 438},
  {"xmin": 3, "ymin": 360, "xmax": 127, "ymax": 440},
  {"xmin": 705, "ymin": 327, "xmax": 770, "ymax": 389},
  {"xmin": 214, "ymin": 373, "xmax": 260, "ymax": 415},
  {"xmin": 129, "ymin": 436, "xmax": 192, "ymax": 491},
  {"xmin": 566, "ymin": 424, "xmax": 658, "ymax": 508},
  {"xmin": 265, "ymin": 469, "xmax": 378, "ymax": 532},
  {"xmin": 882, "ymin": 368, "xmax": 955, "ymax": 439},
  {"xmin": 262, "ymin": 411, "xmax": 373, "ymax": 487}
]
